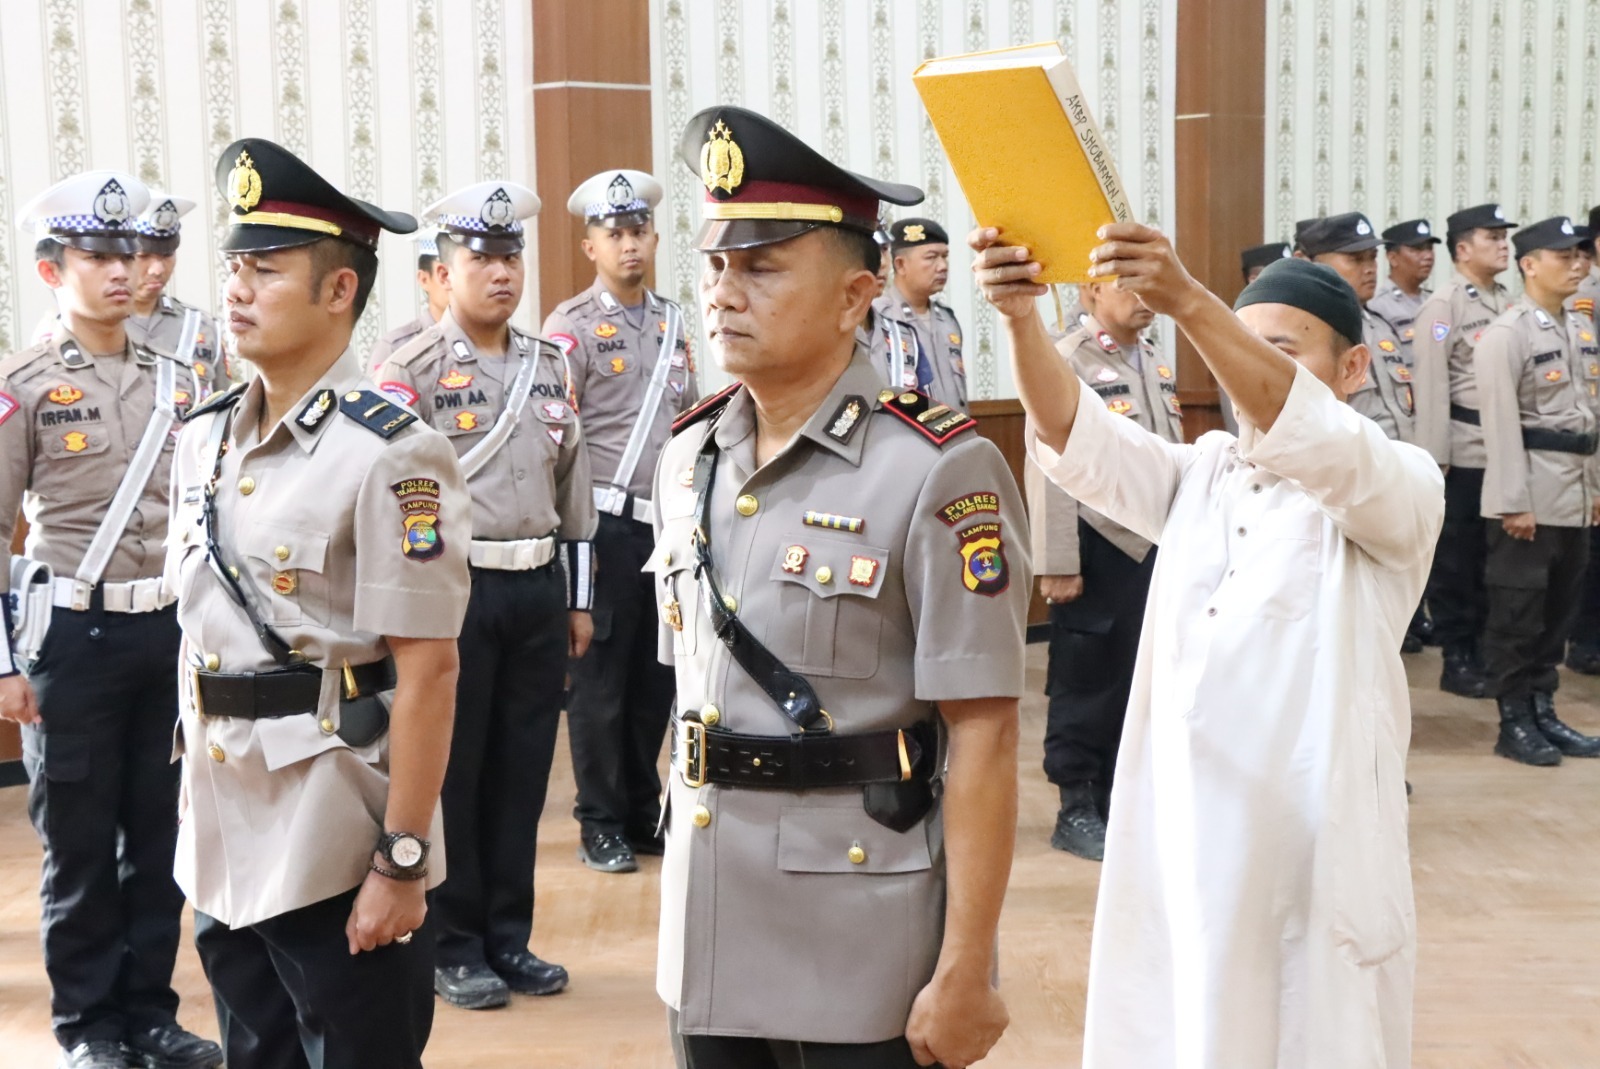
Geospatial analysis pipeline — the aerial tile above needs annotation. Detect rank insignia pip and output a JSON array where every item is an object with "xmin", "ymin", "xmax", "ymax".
[
  {"xmin": 63, "ymin": 431, "xmax": 89, "ymax": 453},
  {"xmin": 48, "ymin": 384, "xmax": 84, "ymax": 406},
  {"xmin": 957, "ymin": 522, "xmax": 1009, "ymax": 596},
  {"xmin": 610, "ymin": 357, "xmax": 627, "ymax": 374},
  {"xmin": 1576, "ymin": 299, "xmax": 1596, "ymax": 318},
  {"xmin": 781, "ymin": 545, "xmax": 809, "ymax": 574},
  {"xmin": 271, "ymin": 571, "xmax": 297, "ymax": 595},
  {"xmin": 455, "ymin": 411, "xmax": 480, "ymax": 431},
  {"xmin": 848, "ymin": 555, "xmax": 879, "ymax": 587}
]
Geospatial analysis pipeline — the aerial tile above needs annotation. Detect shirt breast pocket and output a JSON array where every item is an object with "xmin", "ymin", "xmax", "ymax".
[
  {"xmin": 765, "ymin": 534, "xmax": 889, "ymax": 679},
  {"xmin": 1219, "ymin": 509, "xmax": 1322, "ymax": 622},
  {"xmin": 238, "ymin": 522, "xmax": 330, "ymax": 628}
]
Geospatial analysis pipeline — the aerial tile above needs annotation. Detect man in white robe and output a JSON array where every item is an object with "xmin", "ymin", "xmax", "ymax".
[{"xmin": 972, "ymin": 224, "xmax": 1444, "ymax": 1069}]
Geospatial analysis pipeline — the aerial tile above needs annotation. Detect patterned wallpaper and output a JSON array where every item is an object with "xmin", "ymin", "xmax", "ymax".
[
  {"xmin": 1267, "ymin": 0, "xmax": 1600, "ymax": 289},
  {"xmin": 0, "ymin": 0, "xmax": 533, "ymax": 354},
  {"xmin": 648, "ymin": 0, "xmax": 1180, "ymax": 399}
]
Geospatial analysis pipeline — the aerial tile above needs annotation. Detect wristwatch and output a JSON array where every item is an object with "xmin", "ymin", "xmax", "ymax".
[{"xmin": 373, "ymin": 831, "xmax": 430, "ymax": 880}]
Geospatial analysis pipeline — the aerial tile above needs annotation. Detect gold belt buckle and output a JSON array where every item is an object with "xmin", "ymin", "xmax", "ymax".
[
  {"xmin": 679, "ymin": 719, "xmax": 707, "ymax": 788},
  {"xmin": 189, "ymin": 664, "xmax": 206, "ymax": 718}
]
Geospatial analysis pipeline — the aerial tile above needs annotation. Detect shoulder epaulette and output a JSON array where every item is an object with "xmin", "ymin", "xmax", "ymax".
[
  {"xmin": 339, "ymin": 388, "xmax": 417, "ymax": 439},
  {"xmin": 874, "ymin": 387, "xmax": 977, "ymax": 445},
  {"xmin": 385, "ymin": 324, "xmax": 446, "ymax": 367},
  {"xmin": 672, "ymin": 382, "xmax": 741, "ymax": 435},
  {"xmin": 182, "ymin": 381, "xmax": 247, "ymax": 423}
]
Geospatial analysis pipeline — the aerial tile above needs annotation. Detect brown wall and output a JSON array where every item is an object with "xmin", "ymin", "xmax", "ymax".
[
  {"xmin": 970, "ymin": 400, "xmax": 1048, "ymax": 629},
  {"xmin": 532, "ymin": 0, "xmax": 654, "ymax": 317},
  {"xmin": 1173, "ymin": 0, "xmax": 1267, "ymax": 439}
]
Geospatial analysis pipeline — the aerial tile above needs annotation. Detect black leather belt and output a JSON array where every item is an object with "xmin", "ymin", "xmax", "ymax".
[
  {"xmin": 193, "ymin": 659, "xmax": 395, "ymax": 720},
  {"xmin": 1524, "ymin": 427, "xmax": 1600, "ymax": 455},
  {"xmin": 1451, "ymin": 403, "xmax": 1481, "ymax": 425},
  {"xmin": 677, "ymin": 719, "xmax": 936, "ymax": 790}
]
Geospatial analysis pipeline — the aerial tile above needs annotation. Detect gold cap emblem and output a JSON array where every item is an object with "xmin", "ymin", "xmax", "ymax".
[
  {"xmin": 700, "ymin": 120, "xmax": 745, "ymax": 199},
  {"xmin": 903, "ymin": 223, "xmax": 926, "ymax": 243},
  {"xmin": 228, "ymin": 150, "xmax": 263, "ymax": 213}
]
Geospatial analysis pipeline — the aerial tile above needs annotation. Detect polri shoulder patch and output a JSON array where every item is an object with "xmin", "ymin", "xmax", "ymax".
[
  {"xmin": 672, "ymin": 381, "xmax": 741, "ymax": 435},
  {"xmin": 339, "ymin": 389, "xmax": 417, "ymax": 439},
  {"xmin": 874, "ymin": 388, "xmax": 977, "ymax": 446},
  {"xmin": 181, "ymin": 380, "xmax": 247, "ymax": 423}
]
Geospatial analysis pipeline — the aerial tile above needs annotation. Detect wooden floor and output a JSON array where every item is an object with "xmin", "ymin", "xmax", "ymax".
[{"xmin": 1, "ymin": 645, "xmax": 1598, "ymax": 1068}]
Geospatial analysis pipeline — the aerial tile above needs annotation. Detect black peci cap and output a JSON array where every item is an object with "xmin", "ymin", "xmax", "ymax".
[
  {"xmin": 1234, "ymin": 257, "xmax": 1365, "ymax": 348},
  {"xmin": 216, "ymin": 138, "xmax": 416, "ymax": 254},
  {"xmin": 677, "ymin": 106, "xmax": 923, "ymax": 252},
  {"xmin": 1294, "ymin": 212, "xmax": 1382, "ymax": 256}
]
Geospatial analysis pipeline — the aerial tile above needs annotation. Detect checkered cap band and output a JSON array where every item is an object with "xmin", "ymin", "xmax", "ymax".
[
  {"xmin": 441, "ymin": 213, "xmax": 523, "ymax": 234},
  {"xmin": 585, "ymin": 198, "xmax": 650, "ymax": 218},
  {"xmin": 44, "ymin": 213, "xmax": 132, "ymax": 233},
  {"xmin": 133, "ymin": 219, "xmax": 180, "ymax": 237}
]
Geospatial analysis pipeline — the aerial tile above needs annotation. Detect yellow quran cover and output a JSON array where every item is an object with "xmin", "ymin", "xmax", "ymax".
[{"xmin": 914, "ymin": 41, "xmax": 1132, "ymax": 284}]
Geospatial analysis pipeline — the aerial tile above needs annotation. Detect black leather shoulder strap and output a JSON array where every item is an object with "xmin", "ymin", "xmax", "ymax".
[{"xmin": 339, "ymin": 389, "xmax": 417, "ymax": 439}]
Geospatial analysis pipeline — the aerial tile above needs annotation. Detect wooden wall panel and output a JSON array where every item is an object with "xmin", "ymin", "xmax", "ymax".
[
  {"xmin": 1174, "ymin": 0, "xmax": 1268, "ymax": 439},
  {"xmin": 970, "ymin": 400, "xmax": 1047, "ymax": 629}
]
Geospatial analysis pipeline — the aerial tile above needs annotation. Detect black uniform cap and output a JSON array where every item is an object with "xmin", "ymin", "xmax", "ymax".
[
  {"xmin": 1294, "ymin": 212, "xmax": 1381, "ymax": 256},
  {"xmin": 889, "ymin": 217, "xmax": 949, "ymax": 251},
  {"xmin": 1445, "ymin": 203, "xmax": 1516, "ymax": 234},
  {"xmin": 1381, "ymin": 219, "xmax": 1441, "ymax": 248},
  {"xmin": 1512, "ymin": 216, "xmax": 1587, "ymax": 259},
  {"xmin": 1234, "ymin": 257, "xmax": 1364, "ymax": 349},
  {"xmin": 215, "ymin": 138, "xmax": 416, "ymax": 254},
  {"xmin": 1240, "ymin": 242, "xmax": 1291, "ymax": 276},
  {"xmin": 677, "ymin": 106, "xmax": 923, "ymax": 252}
]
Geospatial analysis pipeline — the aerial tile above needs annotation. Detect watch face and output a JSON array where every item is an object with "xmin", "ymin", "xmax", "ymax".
[{"xmin": 391, "ymin": 836, "xmax": 424, "ymax": 868}]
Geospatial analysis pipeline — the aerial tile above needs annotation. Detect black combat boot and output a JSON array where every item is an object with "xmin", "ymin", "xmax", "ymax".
[
  {"xmin": 1440, "ymin": 647, "xmax": 1488, "ymax": 698},
  {"xmin": 1494, "ymin": 696, "xmax": 1562, "ymax": 766},
  {"xmin": 1531, "ymin": 691, "xmax": 1600, "ymax": 757},
  {"xmin": 1050, "ymin": 781, "xmax": 1107, "ymax": 861},
  {"xmin": 1565, "ymin": 644, "xmax": 1600, "ymax": 675}
]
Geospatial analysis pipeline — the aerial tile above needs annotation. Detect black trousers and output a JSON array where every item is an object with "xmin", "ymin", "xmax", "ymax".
[
  {"xmin": 671, "ymin": 1011, "xmax": 931, "ymax": 1069},
  {"xmin": 194, "ymin": 887, "xmax": 435, "ymax": 1069},
  {"xmin": 1483, "ymin": 522, "xmax": 1589, "ymax": 700},
  {"xmin": 1427, "ymin": 465, "xmax": 1489, "ymax": 654},
  {"xmin": 567, "ymin": 513, "xmax": 677, "ymax": 837},
  {"xmin": 1042, "ymin": 524, "xmax": 1155, "ymax": 796},
  {"xmin": 435, "ymin": 564, "xmax": 567, "ymax": 967},
  {"xmin": 1567, "ymin": 526, "xmax": 1600, "ymax": 655},
  {"xmin": 21, "ymin": 606, "xmax": 184, "ymax": 1049}
]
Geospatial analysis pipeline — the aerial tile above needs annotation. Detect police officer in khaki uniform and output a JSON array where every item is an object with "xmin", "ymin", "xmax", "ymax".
[
  {"xmin": 655, "ymin": 104, "xmax": 1027, "ymax": 1069},
  {"xmin": 1475, "ymin": 215, "xmax": 1600, "ymax": 766},
  {"xmin": 1028, "ymin": 281, "xmax": 1179, "ymax": 862},
  {"xmin": 1412, "ymin": 203, "xmax": 1517, "ymax": 694},
  {"xmin": 1370, "ymin": 219, "xmax": 1441, "ymax": 346},
  {"xmin": 1570, "ymin": 206, "xmax": 1600, "ymax": 323},
  {"xmin": 859, "ymin": 244, "xmax": 925, "ymax": 394},
  {"xmin": 1567, "ymin": 212, "xmax": 1600, "ymax": 673},
  {"xmin": 544, "ymin": 169, "xmax": 698, "ymax": 873},
  {"xmin": 367, "ymin": 233, "xmax": 449, "ymax": 370},
  {"xmin": 167, "ymin": 138, "xmax": 470, "ymax": 1069},
  {"xmin": 0, "ymin": 172, "xmax": 222, "ymax": 1069},
  {"xmin": 878, "ymin": 218, "xmax": 966, "ymax": 408},
  {"xmin": 1294, "ymin": 213, "xmax": 1416, "ymax": 443},
  {"xmin": 378, "ymin": 180, "xmax": 596, "ymax": 1009},
  {"xmin": 125, "ymin": 193, "xmax": 233, "ymax": 395}
]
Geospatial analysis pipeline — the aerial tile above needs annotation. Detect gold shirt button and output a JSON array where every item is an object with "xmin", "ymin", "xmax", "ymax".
[
  {"xmin": 660, "ymin": 550, "xmax": 672, "ymax": 568},
  {"xmin": 722, "ymin": 594, "xmax": 737, "ymax": 612},
  {"xmin": 735, "ymin": 494, "xmax": 759, "ymax": 516},
  {"xmin": 899, "ymin": 392, "xmax": 919, "ymax": 404},
  {"xmin": 207, "ymin": 744, "xmax": 225, "ymax": 763},
  {"xmin": 692, "ymin": 805, "xmax": 712, "ymax": 828},
  {"xmin": 203, "ymin": 653, "xmax": 220, "ymax": 671},
  {"xmin": 848, "ymin": 843, "xmax": 867, "ymax": 865},
  {"xmin": 274, "ymin": 545, "xmax": 290, "ymax": 561},
  {"xmin": 815, "ymin": 566, "xmax": 833, "ymax": 585},
  {"xmin": 237, "ymin": 476, "xmax": 255, "ymax": 495},
  {"xmin": 227, "ymin": 566, "xmax": 239, "ymax": 580},
  {"xmin": 319, "ymin": 718, "xmax": 336, "ymax": 734},
  {"xmin": 702, "ymin": 705, "xmax": 721, "ymax": 726}
]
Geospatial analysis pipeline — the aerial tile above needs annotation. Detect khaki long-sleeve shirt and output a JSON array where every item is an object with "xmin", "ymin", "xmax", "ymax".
[{"xmin": 1412, "ymin": 272, "xmax": 1510, "ymax": 467}]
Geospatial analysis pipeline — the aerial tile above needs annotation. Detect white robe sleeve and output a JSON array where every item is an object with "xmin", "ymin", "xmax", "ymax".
[
  {"xmin": 1239, "ymin": 362, "xmax": 1445, "ymax": 571},
  {"xmin": 1025, "ymin": 378, "xmax": 1196, "ymax": 545}
]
